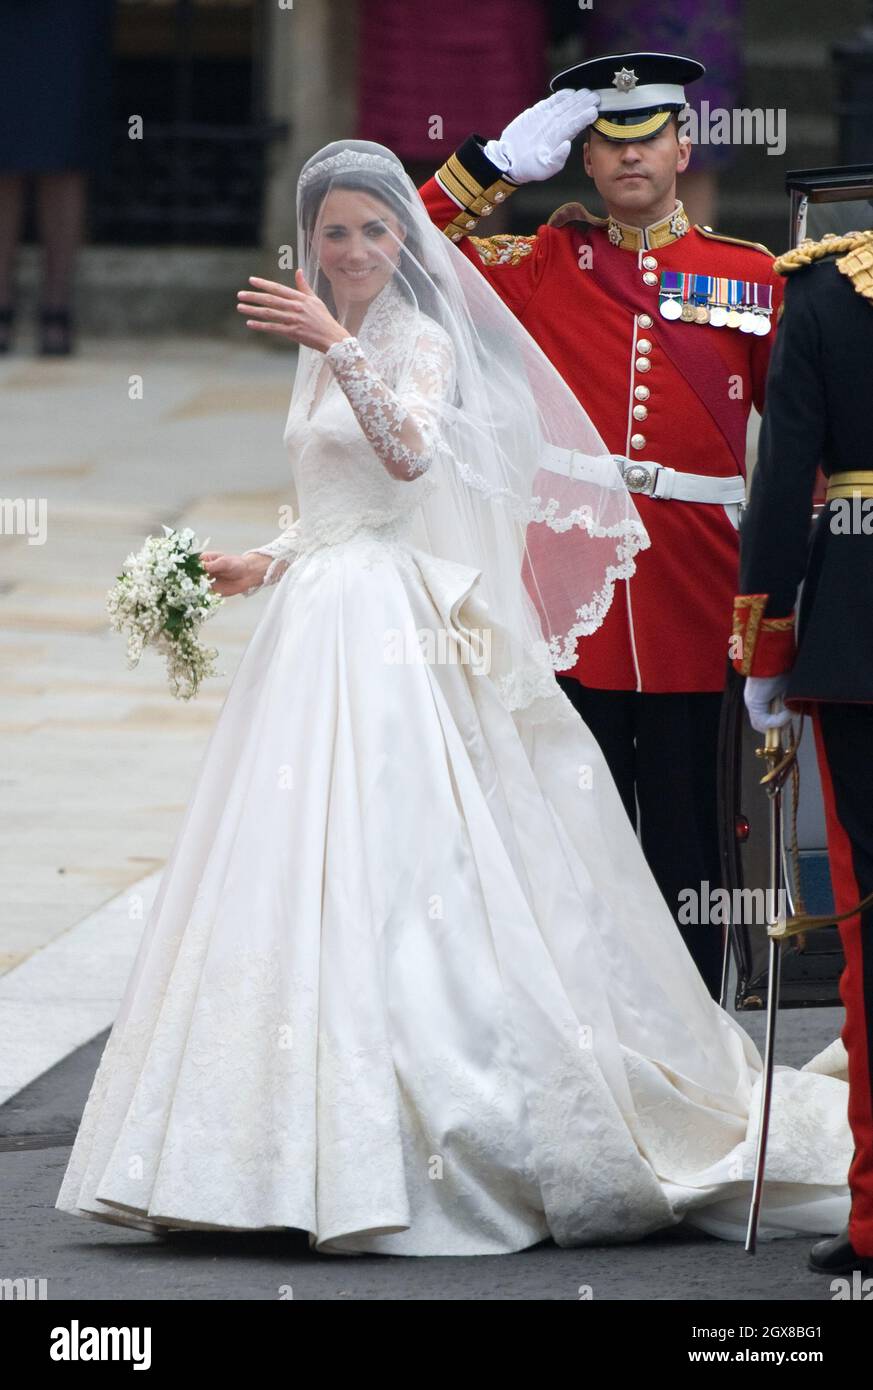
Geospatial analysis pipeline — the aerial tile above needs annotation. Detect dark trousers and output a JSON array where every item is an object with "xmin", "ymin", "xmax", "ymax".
[
  {"xmin": 812, "ymin": 703, "xmax": 873, "ymax": 1256},
  {"xmin": 557, "ymin": 677, "xmax": 725, "ymax": 999}
]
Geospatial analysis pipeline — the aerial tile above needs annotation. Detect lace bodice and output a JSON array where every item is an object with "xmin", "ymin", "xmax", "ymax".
[{"xmin": 244, "ymin": 280, "xmax": 455, "ymax": 590}]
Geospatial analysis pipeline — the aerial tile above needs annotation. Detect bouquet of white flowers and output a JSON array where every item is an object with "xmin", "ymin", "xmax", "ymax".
[{"xmin": 107, "ymin": 526, "xmax": 225, "ymax": 700}]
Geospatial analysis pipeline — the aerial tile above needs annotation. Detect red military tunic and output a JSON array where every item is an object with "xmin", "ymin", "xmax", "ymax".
[{"xmin": 419, "ymin": 140, "xmax": 785, "ymax": 692}]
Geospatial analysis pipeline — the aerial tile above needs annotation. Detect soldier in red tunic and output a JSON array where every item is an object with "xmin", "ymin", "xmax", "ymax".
[{"xmin": 418, "ymin": 52, "xmax": 785, "ymax": 997}]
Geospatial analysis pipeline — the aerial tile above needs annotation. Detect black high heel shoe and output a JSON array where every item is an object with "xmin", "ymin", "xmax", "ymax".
[
  {"xmin": 0, "ymin": 304, "xmax": 15, "ymax": 354},
  {"xmin": 39, "ymin": 306, "xmax": 74, "ymax": 356}
]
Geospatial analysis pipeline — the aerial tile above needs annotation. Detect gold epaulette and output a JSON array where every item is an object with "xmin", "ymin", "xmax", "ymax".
[
  {"xmin": 773, "ymin": 229, "xmax": 873, "ymax": 305},
  {"xmin": 773, "ymin": 229, "xmax": 872, "ymax": 271},
  {"xmin": 468, "ymin": 233, "xmax": 537, "ymax": 267},
  {"xmin": 836, "ymin": 230, "xmax": 873, "ymax": 304},
  {"xmin": 695, "ymin": 225, "xmax": 775, "ymax": 258},
  {"xmin": 547, "ymin": 201, "xmax": 608, "ymax": 230}
]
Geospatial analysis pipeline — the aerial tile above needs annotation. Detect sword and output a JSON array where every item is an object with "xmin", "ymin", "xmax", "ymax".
[
  {"xmin": 719, "ymin": 912, "xmax": 732, "ymax": 1009},
  {"xmin": 745, "ymin": 723, "xmax": 794, "ymax": 1254}
]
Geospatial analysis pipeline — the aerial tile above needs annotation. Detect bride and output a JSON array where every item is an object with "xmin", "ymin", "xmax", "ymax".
[{"xmin": 55, "ymin": 140, "xmax": 852, "ymax": 1257}]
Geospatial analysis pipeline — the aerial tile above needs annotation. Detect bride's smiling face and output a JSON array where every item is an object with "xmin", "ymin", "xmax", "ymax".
[{"xmin": 315, "ymin": 189, "xmax": 407, "ymax": 306}]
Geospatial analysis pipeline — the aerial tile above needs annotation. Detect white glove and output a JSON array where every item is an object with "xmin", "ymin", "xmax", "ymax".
[
  {"xmin": 483, "ymin": 88, "xmax": 601, "ymax": 184},
  {"xmin": 744, "ymin": 674, "xmax": 792, "ymax": 733}
]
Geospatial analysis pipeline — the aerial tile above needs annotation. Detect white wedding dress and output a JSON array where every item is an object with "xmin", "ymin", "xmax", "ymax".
[{"xmin": 56, "ymin": 283, "xmax": 852, "ymax": 1256}]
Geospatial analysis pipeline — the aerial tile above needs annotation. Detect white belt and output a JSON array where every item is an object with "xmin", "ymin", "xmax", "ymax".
[{"xmin": 540, "ymin": 444, "xmax": 746, "ymax": 504}]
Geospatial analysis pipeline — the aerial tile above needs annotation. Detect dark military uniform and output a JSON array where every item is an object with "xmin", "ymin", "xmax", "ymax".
[{"xmin": 732, "ymin": 229, "xmax": 873, "ymax": 1258}]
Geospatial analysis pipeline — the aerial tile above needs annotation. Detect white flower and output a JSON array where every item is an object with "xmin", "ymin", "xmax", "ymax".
[{"xmin": 106, "ymin": 525, "xmax": 225, "ymax": 699}]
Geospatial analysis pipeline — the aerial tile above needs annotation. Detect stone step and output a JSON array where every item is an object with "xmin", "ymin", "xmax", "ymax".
[{"xmin": 15, "ymin": 245, "xmax": 281, "ymax": 338}]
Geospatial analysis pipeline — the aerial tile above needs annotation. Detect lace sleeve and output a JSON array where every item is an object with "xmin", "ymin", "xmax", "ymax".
[
  {"xmin": 324, "ymin": 324, "xmax": 455, "ymax": 480},
  {"xmin": 240, "ymin": 521, "xmax": 301, "ymax": 597}
]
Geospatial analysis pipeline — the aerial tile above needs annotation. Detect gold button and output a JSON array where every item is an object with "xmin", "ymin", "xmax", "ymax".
[
  {"xmin": 638, "ymin": 313, "xmax": 653, "ymax": 328},
  {"xmin": 451, "ymin": 233, "xmax": 461, "ymax": 241},
  {"xmin": 494, "ymin": 191, "xmax": 506, "ymax": 201},
  {"xmin": 633, "ymin": 404, "xmax": 648, "ymax": 421},
  {"xmin": 642, "ymin": 271, "xmax": 658, "ymax": 286},
  {"xmin": 636, "ymin": 338, "xmax": 652, "ymax": 354},
  {"xmin": 631, "ymin": 433, "xmax": 647, "ymax": 450},
  {"xmin": 480, "ymin": 203, "xmax": 493, "ymax": 215},
  {"xmin": 642, "ymin": 255, "xmax": 658, "ymax": 270},
  {"xmin": 634, "ymin": 384, "xmax": 650, "ymax": 401},
  {"xmin": 635, "ymin": 357, "xmax": 651, "ymax": 372},
  {"xmin": 466, "ymin": 219, "xmax": 476, "ymax": 228}
]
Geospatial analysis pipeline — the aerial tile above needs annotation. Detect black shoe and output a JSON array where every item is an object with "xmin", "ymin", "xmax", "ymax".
[
  {"xmin": 0, "ymin": 303, "xmax": 14, "ymax": 353},
  {"xmin": 808, "ymin": 1229, "xmax": 873, "ymax": 1275},
  {"xmin": 38, "ymin": 305, "xmax": 73, "ymax": 356}
]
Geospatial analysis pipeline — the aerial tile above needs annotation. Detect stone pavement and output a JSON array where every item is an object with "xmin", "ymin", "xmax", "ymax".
[
  {"xmin": 1, "ymin": 333, "xmax": 311, "ymax": 1103},
  {"xmin": 1, "ymin": 335, "xmax": 299, "ymax": 978}
]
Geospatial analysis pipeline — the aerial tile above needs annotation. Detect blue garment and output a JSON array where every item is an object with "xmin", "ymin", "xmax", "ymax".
[{"xmin": 0, "ymin": 0, "xmax": 115, "ymax": 172}]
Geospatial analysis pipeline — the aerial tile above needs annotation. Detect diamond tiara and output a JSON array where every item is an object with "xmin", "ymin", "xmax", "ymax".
[{"xmin": 298, "ymin": 150, "xmax": 404, "ymax": 191}]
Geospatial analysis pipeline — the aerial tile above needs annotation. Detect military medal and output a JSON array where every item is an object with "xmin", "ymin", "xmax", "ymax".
[
  {"xmin": 725, "ymin": 279, "xmax": 742, "ymax": 329},
  {"xmin": 709, "ymin": 276, "xmax": 728, "ymax": 327},
  {"xmin": 658, "ymin": 270, "xmax": 684, "ymax": 320},
  {"xmin": 674, "ymin": 271, "xmax": 699, "ymax": 321},
  {"xmin": 750, "ymin": 282, "xmax": 773, "ymax": 335},
  {"xmin": 737, "ymin": 281, "xmax": 757, "ymax": 333},
  {"xmin": 693, "ymin": 274, "xmax": 711, "ymax": 324}
]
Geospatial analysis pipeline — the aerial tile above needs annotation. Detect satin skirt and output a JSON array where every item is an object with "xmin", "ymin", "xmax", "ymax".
[{"xmin": 55, "ymin": 535, "xmax": 852, "ymax": 1255}]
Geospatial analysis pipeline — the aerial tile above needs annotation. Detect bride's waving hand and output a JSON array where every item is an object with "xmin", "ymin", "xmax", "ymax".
[
  {"xmin": 238, "ymin": 269, "xmax": 456, "ymax": 483},
  {"xmin": 237, "ymin": 269, "xmax": 351, "ymax": 352}
]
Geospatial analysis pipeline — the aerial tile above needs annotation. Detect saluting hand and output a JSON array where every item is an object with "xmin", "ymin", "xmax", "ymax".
[{"xmin": 483, "ymin": 88, "xmax": 601, "ymax": 184}]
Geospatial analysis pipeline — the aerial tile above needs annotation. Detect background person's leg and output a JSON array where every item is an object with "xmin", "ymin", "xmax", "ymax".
[
  {"xmin": 35, "ymin": 169, "xmax": 87, "ymax": 352},
  {"xmin": 0, "ymin": 173, "xmax": 27, "ymax": 349}
]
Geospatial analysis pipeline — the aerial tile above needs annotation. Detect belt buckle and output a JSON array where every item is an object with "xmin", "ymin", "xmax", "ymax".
[{"xmin": 619, "ymin": 458, "xmax": 658, "ymax": 496}]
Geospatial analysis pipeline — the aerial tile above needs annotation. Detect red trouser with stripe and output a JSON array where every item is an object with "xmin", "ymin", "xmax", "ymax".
[{"xmin": 812, "ymin": 703, "xmax": 873, "ymax": 1255}]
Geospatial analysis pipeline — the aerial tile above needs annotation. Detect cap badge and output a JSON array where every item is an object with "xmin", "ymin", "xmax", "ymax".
[{"xmin": 612, "ymin": 67, "xmax": 639, "ymax": 93}]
